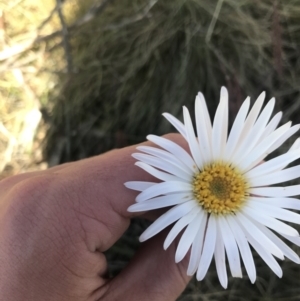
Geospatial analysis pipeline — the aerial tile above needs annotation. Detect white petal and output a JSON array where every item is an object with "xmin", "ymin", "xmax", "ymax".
[
  {"xmin": 224, "ymin": 96, "xmax": 250, "ymax": 160},
  {"xmin": 218, "ymin": 216, "xmax": 242, "ymax": 278},
  {"xmin": 196, "ymin": 92, "xmax": 212, "ymax": 136},
  {"xmin": 257, "ymin": 111, "xmax": 282, "ymax": 145},
  {"xmin": 124, "ymin": 181, "xmax": 156, "ymax": 191},
  {"xmin": 139, "ymin": 200, "xmax": 197, "ymax": 242},
  {"xmin": 163, "ymin": 208, "xmax": 200, "ymax": 250},
  {"xmin": 247, "ymin": 200, "xmax": 300, "ymax": 224},
  {"xmin": 132, "ymin": 153, "xmax": 192, "ymax": 181},
  {"xmin": 246, "ymin": 149, "xmax": 300, "ymax": 179},
  {"xmin": 136, "ymin": 181, "xmax": 192, "ymax": 202},
  {"xmin": 187, "ymin": 212, "xmax": 208, "ymax": 275},
  {"xmin": 243, "ymin": 206, "xmax": 299, "ymax": 237},
  {"xmin": 196, "ymin": 215, "xmax": 217, "ymax": 281},
  {"xmin": 183, "ymin": 106, "xmax": 204, "ymax": 169},
  {"xmin": 175, "ymin": 210, "xmax": 203, "ymax": 263},
  {"xmin": 233, "ymin": 98, "xmax": 275, "ymax": 165},
  {"xmin": 267, "ymin": 124, "xmax": 300, "ymax": 155},
  {"xmin": 163, "ymin": 113, "xmax": 187, "ymax": 140},
  {"xmin": 236, "ymin": 212, "xmax": 284, "ymax": 259},
  {"xmin": 238, "ymin": 122, "xmax": 292, "ymax": 171},
  {"xmin": 136, "ymin": 146, "xmax": 194, "ymax": 177},
  {"xmin": 212, "ymin": 87, "xmax": 228, "ymax": 160},
  {"xmin": 128, "ymin": 193, "xmax": 192, "ymax": 212},
  {"xmin": 135, "ymin": 162, "xmax": 182, "ymax": 182},
  {"xmin": 232, "ymin": 92, "xmax": 265, "ymax": 152},
  {"xmin": 214, "ymin": 228, "xmax": 228, "ymax": 289},
  {"xmin": 195, "ymin": 93, "xmax": 212, "ymax": 163},
  {"xmin": 249, "ymin": 185, "xmax": 300, "ymax": 197},
  {"xmin": 249, "ymin": 197, "xmax": 300, "ymax": 210},
  {"xmin": 253, "ymin": 97, "xmax": 275, "ymax": 129},
  {"xmin": 244, "ymin": 231, "xmax": 283, "ymax": 278},
  {"xmin": 147, "ymin": 135, "xmax": 196, "ymax": 172},
  {"xmin": 227, "ymin": 216, "xmax": 256, "ymax": 283},
  {"xmin": 255, "ymin": 223, "xmax": 300, "ymax": 263},
  {"xmin": 281, "ymin": 233, "xmax": 300, "ymax": 247},
  {"xmin": 250, "ymin": 165, "xmax": 300, "ymax": 186},
  {"xmin": 288, "ymin": 138, "xmax": 300, "ymax": 152}
]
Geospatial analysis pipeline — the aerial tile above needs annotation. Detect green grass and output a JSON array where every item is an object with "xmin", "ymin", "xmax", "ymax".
[
  {"xmin": 42, "ymin": 0, "xmax": 300, "ymax": 299},
  {"xmin": 45, "ymin": 0, "xmax": 300, "ymax": 161}
]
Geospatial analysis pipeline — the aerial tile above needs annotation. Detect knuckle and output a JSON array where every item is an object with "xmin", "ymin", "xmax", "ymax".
[{"xmin": 2, "ymin": 175, "xmax": 55, "ymax": 242}]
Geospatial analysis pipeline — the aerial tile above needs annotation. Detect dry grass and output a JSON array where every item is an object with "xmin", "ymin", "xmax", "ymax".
[
  {"xmin": 0, "ymin": 0, "xmax": 62, "ymax": 177},
  {"xmin": 2, "ymin": 0, "xmax": 300, "ymax": 300}
]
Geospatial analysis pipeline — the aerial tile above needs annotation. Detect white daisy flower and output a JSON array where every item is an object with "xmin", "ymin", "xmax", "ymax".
[{"xmin": 125, "ymin": 87, "xmax": 300, "ymax": 288}]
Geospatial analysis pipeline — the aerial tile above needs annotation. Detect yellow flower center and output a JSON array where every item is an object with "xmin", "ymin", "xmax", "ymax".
[{"xmin": 193, "ymin": 162, "xmax": 249, "ymax": 215}]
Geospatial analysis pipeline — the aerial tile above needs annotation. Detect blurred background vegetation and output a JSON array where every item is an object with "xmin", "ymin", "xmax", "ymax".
[{"xmin": 1, "ymin": 0, "xmax": 300, "ymax": 299}]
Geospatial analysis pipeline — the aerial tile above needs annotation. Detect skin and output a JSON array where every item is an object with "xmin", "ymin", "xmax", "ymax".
[{"xmin": 0, "ymin": 134, "xmax": 191, "ymax": 301}]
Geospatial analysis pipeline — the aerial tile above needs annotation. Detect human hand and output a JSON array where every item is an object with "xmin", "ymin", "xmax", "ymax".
[{"xmin": 0, "ymin": 134, "xmax": 191, "ymax": 301}]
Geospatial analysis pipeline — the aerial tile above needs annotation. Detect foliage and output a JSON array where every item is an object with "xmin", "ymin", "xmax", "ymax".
[{"xmin": 46, "ymin": 0, "xmax": 300, "ymax": 162}]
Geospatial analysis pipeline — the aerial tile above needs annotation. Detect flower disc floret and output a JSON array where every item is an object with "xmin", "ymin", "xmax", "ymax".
[{"xmin": 193, "ymin": 162, "xmax": 249, "ymax": 214}]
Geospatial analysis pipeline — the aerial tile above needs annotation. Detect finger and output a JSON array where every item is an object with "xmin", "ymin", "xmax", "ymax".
[
  {"xmin": 2, "ymin": 134, "xmax": 187, "ymax": 253},
  {"xmin": 75, "ymin": 133, "xmax": 188, "ymax": 218},
  {"xmin": 0, "ymin": 171, "xmax": 44, "ymax": 199},
  {"xmin": 0, "ymin": 162, "xmax": 73, "ymax": 198},
  {"xmin": 95, "ymin": 230, "xmax": 191, "ymax": 301},
  {"xmin": 52, "ymin": 133, "xmax": 188, "ymax": 251}
]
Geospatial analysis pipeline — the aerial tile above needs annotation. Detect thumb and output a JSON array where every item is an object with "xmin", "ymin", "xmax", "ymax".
[{"xmin": 98, "ymin": 230, "xmax": 191, "ymax": 301}]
